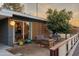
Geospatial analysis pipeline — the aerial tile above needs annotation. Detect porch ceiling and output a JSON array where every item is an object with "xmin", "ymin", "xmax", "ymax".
[{"xmin": 0, "ymin": 9, "xmax": 12, "ymax": 20}]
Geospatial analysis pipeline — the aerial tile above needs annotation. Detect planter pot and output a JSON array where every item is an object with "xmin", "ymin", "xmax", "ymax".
[
  {"xmin": 26, "ymin": 39, "xmax": 32, "ymax": 43},
  {"xmin": 18, "ymin": 41, "xmax": 24, "ymax": 46}
]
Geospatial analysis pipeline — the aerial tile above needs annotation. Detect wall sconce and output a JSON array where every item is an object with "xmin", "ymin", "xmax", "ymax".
[{"xmin": 10, "ymin": 20, "xmax": 15, "ymax": 26}]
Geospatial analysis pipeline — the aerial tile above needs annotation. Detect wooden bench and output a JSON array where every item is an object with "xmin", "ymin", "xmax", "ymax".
[{"xmin": 33, "ymin": 35, "xmax": 55, "ymax": 48}]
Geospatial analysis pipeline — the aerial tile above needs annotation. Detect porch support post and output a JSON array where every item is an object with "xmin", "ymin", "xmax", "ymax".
[
  {"xmin": 23, "ymin": 21, "xmax": 24, "ymax": 39},
  {"xmin": 50, "ymin": 48, "xmax": 59, "ymax": 56},
  {"xmin": 28, "ymin": 22, "xmax": 32, "ymax": 42},
  {"xmin": 13, "ymin": 22, "xmax": 15, "ymax": 44}
]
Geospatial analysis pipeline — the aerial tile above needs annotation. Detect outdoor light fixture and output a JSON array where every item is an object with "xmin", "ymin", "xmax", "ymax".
[
  {"xmin": 26, "ymin": 22, "xmax": 29, "ymax": 25},
  {"xmin": 10, "ymin": 20, "xmax": 15, "ymax": 26}
]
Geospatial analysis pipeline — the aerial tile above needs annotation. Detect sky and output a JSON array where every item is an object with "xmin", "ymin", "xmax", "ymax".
[
  {"xmin": 23, "ymin": 3, "xmax": 79, "ymax": 19},
  {"xmin": 23, "ymin": 3, "xmax": 79, "ymax": 27}
]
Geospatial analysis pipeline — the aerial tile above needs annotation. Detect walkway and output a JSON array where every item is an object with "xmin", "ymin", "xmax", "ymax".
[
  {"xmin": 0, "ymin": 44, "xmax": 14, "ymax": 56},
  {"xmin": 73, "ymin": 42, "xmax": 79, "ymax": 56}
]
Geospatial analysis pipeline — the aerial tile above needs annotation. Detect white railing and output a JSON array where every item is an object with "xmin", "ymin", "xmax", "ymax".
[{"xmin": 50, "ymin": 33, "xmax": 79, "ymax": 56}]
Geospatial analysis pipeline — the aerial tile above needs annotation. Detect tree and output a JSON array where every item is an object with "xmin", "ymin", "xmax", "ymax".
[
  {"xmin": 2, "ymin": 3, "xmax": 24, "ymax": 12},
  {"xmin": 46, "ymin": 8, "xmax": 73, "ymax": 39}
]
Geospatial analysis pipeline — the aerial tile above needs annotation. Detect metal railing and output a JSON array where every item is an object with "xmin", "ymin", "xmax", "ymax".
[{"xmin": 50, "ymin": 33, "xmax": 79, "ymax": 56}]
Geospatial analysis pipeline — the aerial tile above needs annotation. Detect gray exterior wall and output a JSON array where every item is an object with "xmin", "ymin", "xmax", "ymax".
[
  {"xmin": 8, "ymin": 20, "xmax": 14, "ymax": 46},
  {"xmin": 0, "ymin": 18, "xmax": 14, "ymax": 46},
  {"xmin": 0, "ymin": 19, "xmax": 8, "ymax": 45}
]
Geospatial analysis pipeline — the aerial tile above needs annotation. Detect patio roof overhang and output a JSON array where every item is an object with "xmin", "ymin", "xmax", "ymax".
[
  {"xmin": 0, "ymin": 8, "xmax": 47, "ymax": 23},
  {"xmin": 0, "ymin": 9, "xmax": 12, "ymax": 20}
]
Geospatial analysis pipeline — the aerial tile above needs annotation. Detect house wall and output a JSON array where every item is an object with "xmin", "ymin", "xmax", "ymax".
[
  {"xmin": 32, "ymin": 22, "xmax": 49, "ymax": 39},
  {"xmin": 0, "ymin": 19, "xmax": 8, "ymax": 45},
  {"xmin": 8, "ymin": 19, "xmax": 15, "ymax": 46},
  {"xmin": 0, "ymin": 21, "xmax": 3, "ymax": 43},
  {"xmin": 7, "ymin": 17, "xmax": 49, "ymax": 46},
  {"xmin": 12, "ymin": 17, "xmax": 49, "ymax": 40}
]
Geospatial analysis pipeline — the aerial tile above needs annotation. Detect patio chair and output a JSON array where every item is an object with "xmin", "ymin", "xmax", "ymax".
[
  {"xmin": 52, "ymin": 34, "xmax": 61, "ymax": 42},
  {"xmin": 33, "ymin": 34, "xmax": 55, "ymax": 48}
]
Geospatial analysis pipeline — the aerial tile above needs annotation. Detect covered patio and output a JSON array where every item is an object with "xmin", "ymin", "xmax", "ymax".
[
  {"xmin": 0, "ymin": 8, "xmax": 50, "ymax": 46},
  {"xmin": 0, "ymin": 8, "xmax": 51, "ymax": 56}
]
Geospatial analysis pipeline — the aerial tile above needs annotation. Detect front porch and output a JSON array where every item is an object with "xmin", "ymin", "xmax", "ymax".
[
  {"xmin": 6, "ymin": 34, "xmax": 73, "ymax": 56},
  {"xmin": 0, "ymin": 32, "xmax": 79, "ymax": 56},
  {"xmin": 6, "ymin": 33, "xmax": 79, "ymax": 56},
  {"xmin": 7, "ymin": 43, "xmax": 49, "ymax": 56}
]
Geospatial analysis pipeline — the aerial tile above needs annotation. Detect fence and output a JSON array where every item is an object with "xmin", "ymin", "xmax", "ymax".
[{"xmin": 50, "ymin": 33, "xmax": 79, "ymax": 56}]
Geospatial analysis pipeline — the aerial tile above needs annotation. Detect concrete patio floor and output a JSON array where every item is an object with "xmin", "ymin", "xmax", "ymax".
[
  {"xmin": 7, "ymin": 43, "xmax": 50, "ymax": 56},
  {"xmin": 0, "ymin": 44, "xmax": 14, "ymax": 56}
]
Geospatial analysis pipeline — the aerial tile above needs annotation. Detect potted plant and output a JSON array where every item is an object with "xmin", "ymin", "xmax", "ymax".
[{"xmin": 18, "ymin": 39, "xmax": 24, "ymax": 46}]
